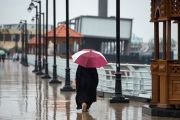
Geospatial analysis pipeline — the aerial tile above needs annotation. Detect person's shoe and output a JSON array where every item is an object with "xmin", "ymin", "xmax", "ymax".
[{"xmin": 82, "ymin": 102, "xmax": 87, "ymax": 112}]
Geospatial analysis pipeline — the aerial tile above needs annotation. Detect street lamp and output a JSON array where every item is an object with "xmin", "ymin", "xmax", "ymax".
[
  {"xmin": 110, "ymin": 0, "xmax": 129, "ymax": 103},
  {"xmin": 20, "ymin": 20, "xmax": 29, "ymax": 67},
  {"xmin": 28, "ymin": 5, "xmax": 39, "ymax": 72},
  {"xmin": 30, "ymin": 0, "xmax": 43, "ymax": 75},
  {"xmin": 49, "ymin": 0, "xmax": 61, "ymax": 83},
  {"xmin": 35, "ymin": 12, "xmax": 45, "ymax": 70},
  {"xmin": 41, "ymin": 12, "xmax": 45, "ymax": 70},
  {"xmin": 42, "ymin": 0, "xmax": 51, "ymax": 79},
  {"xmin": 24, "ymin": 20, "xmax": 29, "ymax": 67},
  {"xmin": 18, "ymin": 23, "xmax": 25, "ymax": 65},
  {"xmin": 61, "ymin": 0, "xmax": 74, "ymax": 91},
  {"xmin": 12, "ymin": 34, "xmax": 18, "ymax": 53}
]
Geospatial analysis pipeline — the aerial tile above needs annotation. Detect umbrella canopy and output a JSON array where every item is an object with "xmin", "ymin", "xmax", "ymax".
[
  {"xmin": 0, "ymin": 50, "xmax": 5, "ymax": 55},
  {"xmin": 72, "ymin": 49, "xmax": 108, "ymax": 68}
]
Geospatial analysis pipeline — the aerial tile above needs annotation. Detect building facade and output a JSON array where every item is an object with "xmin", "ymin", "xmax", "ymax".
[
  {"xmin": 72, "ymin": 15, "xmax": 133, "ymax": 63},
  {"xmin": 0, "ymin": 24, "xmax": 53, "ymax": 53}
]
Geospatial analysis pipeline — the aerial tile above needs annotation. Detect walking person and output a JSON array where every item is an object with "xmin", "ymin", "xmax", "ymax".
[
  {"xmin": 72, "ymin": 49, "xmax": 108, "ymax": 112},
  {"xmin": 12, "ymin": 53, "xmax": 17, "ymax": 62},
  {"xmin": 75, "ymin": 65, "xmax": 99, "ymax": 112},
  {"xmin": 16, "ymin": 53, "xmax": 19, "ymax": 61},
  {"xmin": 2, "ymin": 54, "xmax": 5, "ymax": 62}
]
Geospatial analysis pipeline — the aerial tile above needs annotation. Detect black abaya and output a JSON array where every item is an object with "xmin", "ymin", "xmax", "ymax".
[{"xmin": 75, "ymin": 65, "xmax": 99, "ymax": 109}]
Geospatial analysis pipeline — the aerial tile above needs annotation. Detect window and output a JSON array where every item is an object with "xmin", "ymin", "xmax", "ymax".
[{"xmin": 100, "ymin": 41, "xmax": 117, "ymax": 55}]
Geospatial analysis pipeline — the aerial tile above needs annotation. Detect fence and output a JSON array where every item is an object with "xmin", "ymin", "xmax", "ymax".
[{"xmin": 28, "ymin": 54, "xmax": 152, "ymax": 98}]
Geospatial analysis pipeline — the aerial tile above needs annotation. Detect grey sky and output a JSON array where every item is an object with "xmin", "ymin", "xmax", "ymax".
[{"xmin": 0, "ymin": 0, "xmax": 177, "ymax": 42}]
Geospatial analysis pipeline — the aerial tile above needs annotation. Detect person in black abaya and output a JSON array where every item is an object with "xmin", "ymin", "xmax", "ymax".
[{"xmin": 75, "ymin": 65, "xmax": 99, "ymax": 112}]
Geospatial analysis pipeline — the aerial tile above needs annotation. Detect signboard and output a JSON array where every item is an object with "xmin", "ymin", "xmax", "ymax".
[{"xmin": 75, "ymin": 16, "xmax": 132, "ymax": 40}]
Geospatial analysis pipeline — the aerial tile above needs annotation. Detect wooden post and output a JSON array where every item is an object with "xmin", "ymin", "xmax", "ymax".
[
  {"xmin": 159, "ymin": 61, "xmax": 169, "ymax": 108},
  {"xmin": 178, "ymin": 23, "xmax": 180, "ymax": 60},
  {"xmin": 150, "ymin": 21, "xmax": 160, "ymax": 106},
  {"xmin": 163, "ymin": 21, "xmax": 166, "ymax": 60},
  {"xmin": 150, "ymin": 60, "xmax": 160, "ymax": 106},
  {"xmin": 154, "ymin": 21, "xmax": 159, "ymax": 59},
  {"xmin": 167, "ymin": 20, "xmax": 171, "ymax": 60}
]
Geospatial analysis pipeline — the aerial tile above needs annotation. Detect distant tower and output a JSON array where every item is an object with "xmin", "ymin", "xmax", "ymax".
[{"xmin": 98, "ymin": 0, "xmax": 108, "ymax": 17}]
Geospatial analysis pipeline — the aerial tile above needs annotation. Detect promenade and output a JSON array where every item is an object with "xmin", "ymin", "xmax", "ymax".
[{"xmin": 0, "ymin": 60, "xmax": 179, "ymax": 120}]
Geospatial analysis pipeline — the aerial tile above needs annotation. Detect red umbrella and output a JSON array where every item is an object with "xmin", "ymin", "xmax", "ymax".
[{"xmin": 72, "ymin": 49, "xmax": 108, "ymax": 68}]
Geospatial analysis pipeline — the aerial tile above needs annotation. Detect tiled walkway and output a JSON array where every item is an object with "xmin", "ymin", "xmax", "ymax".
[{"xmin": 0, "ymin": 60, "xmax": 179, "ymax": 120}]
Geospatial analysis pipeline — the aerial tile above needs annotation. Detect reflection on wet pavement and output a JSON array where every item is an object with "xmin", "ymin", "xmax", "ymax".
[{"xmin": 0, "ymin": 60, "xmax": 179, "ymax": 120}]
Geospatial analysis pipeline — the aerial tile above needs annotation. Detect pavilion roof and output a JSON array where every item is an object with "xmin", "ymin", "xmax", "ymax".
[
  {"xmin": 48, "ymin": 24, "xmax": 82, "ymax": 38},
  {"xmin": 28, "ymin": 37, "xmax": 44, "ymax": 45}
]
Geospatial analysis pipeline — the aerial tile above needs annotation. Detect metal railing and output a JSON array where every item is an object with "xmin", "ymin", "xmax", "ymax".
[{"xmin": 28, "ymin": 54, "xmax": 152, "ymax": 98}]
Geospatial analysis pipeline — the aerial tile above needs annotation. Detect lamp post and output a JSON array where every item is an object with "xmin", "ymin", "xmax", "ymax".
[
  {"xmin": 42, "ymin": 0, "xmax": 51, "ymax": 79},
  {"xmin": 20, "ymin": 20, "xmax": 29, "ymax": 67},
  {"xmin": 61, "ymin": 0, "xmax": 74, "ymax": 91},
  {"xmin": 29, "ymin": 4, "xmax": 39, "ymax": 72},
  {"xmin": 49, "ymin": 0, "xmax": 61, "ymax": 83},
  {"xmin": 30, "ymin": 0, "xmax": 43, "ymax": 75},
  {"xmin": 23, "ymin": 20, "xmax": 29, "ymax": 66},
  {"xmin": 13, "ymin": 34, "xmax": 18, "ymax": 53},
  {"xmin": 110, "ymin": 0, "xmax": 129, "ymax": 103},
  {"xmin": 19, "ymin": 23, "xmax": 25, "ymax": 65},
  {"xmin": 40, "ymin": 12, "xmax": 45, "ymax": 70}
]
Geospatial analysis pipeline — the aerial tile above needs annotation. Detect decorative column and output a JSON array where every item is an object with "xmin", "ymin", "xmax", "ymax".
[
  {"xmin": 150, "ymin": 21, "xmax": 160, "ymax": 106},
  {"xmin": 158, "ymin": 20, "xmax": 171, "ymax": 108}
]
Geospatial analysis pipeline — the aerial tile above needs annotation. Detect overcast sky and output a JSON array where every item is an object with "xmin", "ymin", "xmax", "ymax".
[{"xmin": 0, "ymin": 0, "xmax": 177, "ymax": 42}]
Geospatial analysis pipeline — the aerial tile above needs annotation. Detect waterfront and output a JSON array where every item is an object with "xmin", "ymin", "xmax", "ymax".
[
  {"xmin": 0, "ymin": 60, "xmax": 180, "ymax": 120},
  {"xmin": 0, "ymin": 60, "xmax": 177, "ymax": 120}
]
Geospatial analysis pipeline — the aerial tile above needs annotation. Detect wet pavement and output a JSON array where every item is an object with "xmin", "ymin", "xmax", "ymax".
[{"xmin": 0, "ymin": 60, "xmax": 179, "ymax": 120}]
